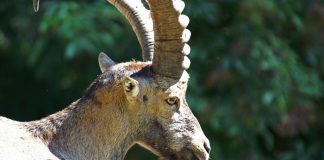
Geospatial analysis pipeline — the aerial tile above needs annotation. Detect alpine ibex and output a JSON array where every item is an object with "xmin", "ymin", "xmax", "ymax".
[{"xmin": 0, "ymin": 0, "xmax": 211, "ymax": 159}]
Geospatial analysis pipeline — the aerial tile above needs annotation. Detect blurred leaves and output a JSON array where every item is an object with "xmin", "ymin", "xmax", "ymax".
[{"xmin": 0, "ymin": 0, "xmax": 324, "ymax": 160}]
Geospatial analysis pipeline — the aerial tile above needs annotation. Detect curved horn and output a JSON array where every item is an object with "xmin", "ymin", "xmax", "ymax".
[
  {"xmin": 33, "ymin": 0, "xmax": 39, "ymax": 12},
  {"xmin": 147, "ymin": 0, "xmax": 191, "ymax": 79},
  {"xmin": 32, "ymin": 0, "xmax": 154, "ymax": 61},
  {"xmin": 108, "ymin": 0, "xmax": 154, "ymax": 61}
]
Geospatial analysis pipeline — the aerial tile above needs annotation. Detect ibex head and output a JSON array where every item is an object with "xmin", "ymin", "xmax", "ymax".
[
  {"xmin": 96, "ymin": 56, "xmax": 209, "ymax": 160},
  {"xmin": 34, "ymin": 0, "xmax": 210, "ymax": 159},
  {"xmin": 100, "ymin": 0, "xmax": 210, "ymax": 159}
]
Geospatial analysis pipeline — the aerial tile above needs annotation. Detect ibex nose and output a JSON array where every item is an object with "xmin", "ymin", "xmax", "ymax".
[
  {"xmin": 204, "ymin": 142, "xmax": 210, "ymax": 154},
  {"xmin": 203, "ymin": 141, "xmax": 211, "ymax": 154},
  {"xmin": 187, "ymin": 137, "xmax": 210, "ymax": 160}
]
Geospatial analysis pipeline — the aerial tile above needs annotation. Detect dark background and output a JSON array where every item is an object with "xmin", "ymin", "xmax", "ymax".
[{"xmin": 0, "ymin": 0, "xmax": 324, "ymax": 159}]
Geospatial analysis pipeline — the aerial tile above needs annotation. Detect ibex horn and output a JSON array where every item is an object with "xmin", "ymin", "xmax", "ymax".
[
  {"xmin": 32, "ymin": 0, "xmax": 154, "ymax": 62},
  {"xmin": 108, "ymin": 0, "xmax": 154, "ymax": 61},
  {"xmin": 33, "ymin": 0, "xmax": 39, "ymax": 12},
  {"xmin": 147, "ymin": 0, "xmax": 191, "ymax": 79}
]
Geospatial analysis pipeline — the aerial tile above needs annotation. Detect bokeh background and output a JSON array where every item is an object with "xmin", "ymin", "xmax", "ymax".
[{"xmin": 1, "ymin": 0, "xmax": 324, "ymax": 159}]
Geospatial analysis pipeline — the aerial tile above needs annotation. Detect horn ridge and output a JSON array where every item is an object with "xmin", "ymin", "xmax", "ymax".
[
  {"xmin": 147, "ymin": 0, "xmax": 191, "ymax": 79},
  {"xmin": 108, "ymin": 0, "xmax": 154, "ymax": 61}
]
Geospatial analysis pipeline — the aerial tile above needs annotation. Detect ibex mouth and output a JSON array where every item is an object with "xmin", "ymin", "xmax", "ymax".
[
  {"xmin": 180, "ymin": 147, "xmax": 209, "ymax": 160},
  {"xmin": 179, "ymin": 147, "xmax": 202, "ymax": 160},
  {"xmin": 159, "ymin": 147, "xmax": 208, "ymax": 160}
]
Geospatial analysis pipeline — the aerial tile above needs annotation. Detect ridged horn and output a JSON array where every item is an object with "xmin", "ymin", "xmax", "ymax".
[
  {"xmin": 147, "ymin": 0, "xmax": 191, "ymax": 79},
  {"xmin": 108, "ymin": 0, "xmax": 154, "ymax": 61}
]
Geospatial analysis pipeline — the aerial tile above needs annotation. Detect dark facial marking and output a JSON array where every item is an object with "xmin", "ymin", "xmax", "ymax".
[{"xmin": 143, "ymin": 95, "xmax": 148, "ymax": 103}]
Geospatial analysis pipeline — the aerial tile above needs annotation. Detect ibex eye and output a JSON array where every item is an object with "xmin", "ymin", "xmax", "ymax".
[{"xmin": 166, "ymin": 97, "xmax": 179, "ymax": 106}]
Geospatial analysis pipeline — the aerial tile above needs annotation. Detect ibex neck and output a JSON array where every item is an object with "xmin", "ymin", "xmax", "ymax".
[{"xmin": 26, "ymin": 98, "xmax": 135, "ymax": 160}]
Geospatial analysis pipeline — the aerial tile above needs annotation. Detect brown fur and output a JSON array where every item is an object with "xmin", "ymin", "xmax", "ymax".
[{"xmin": 0, "ymin": 61, "xmax": 210, "ymax": 160}]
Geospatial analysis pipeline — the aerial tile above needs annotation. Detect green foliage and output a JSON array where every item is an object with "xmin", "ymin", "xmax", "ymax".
[{"xmin": 0, "ymin": 0, "xmax": 323, "ymax": 159}]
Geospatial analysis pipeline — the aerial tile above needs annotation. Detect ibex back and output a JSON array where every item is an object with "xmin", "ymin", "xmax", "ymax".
[{"xmin": 0, "ymin": 0, "xmax": 210, "ymax": 159}]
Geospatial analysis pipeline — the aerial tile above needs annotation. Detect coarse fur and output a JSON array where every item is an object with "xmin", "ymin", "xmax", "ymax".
[
  {"xmin": 1, "ymin": 0, "xmax": 211, "ymax": 159},
  {"xmin": 0, "ymin": 61, "xmax": 210, "ymax": 160}
]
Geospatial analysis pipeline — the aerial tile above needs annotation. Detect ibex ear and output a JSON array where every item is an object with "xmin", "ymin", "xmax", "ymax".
[
  {"xmin": 123, "ymin": 76, "xmax": 140, "ymax": 101},
  {"xmin": 98, "ymin": 52, "xmax": 116, "ymax": 73}
]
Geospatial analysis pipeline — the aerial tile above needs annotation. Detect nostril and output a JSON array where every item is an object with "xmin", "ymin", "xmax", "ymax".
[{"xmin": 204, "ymin": 142, "xmax": 211, "ymax": 154}]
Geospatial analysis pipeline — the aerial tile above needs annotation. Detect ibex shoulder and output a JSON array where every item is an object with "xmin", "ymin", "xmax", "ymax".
[{"xmin": 0, "ymin": 117, "xmax": 58, "ymax": 160}]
